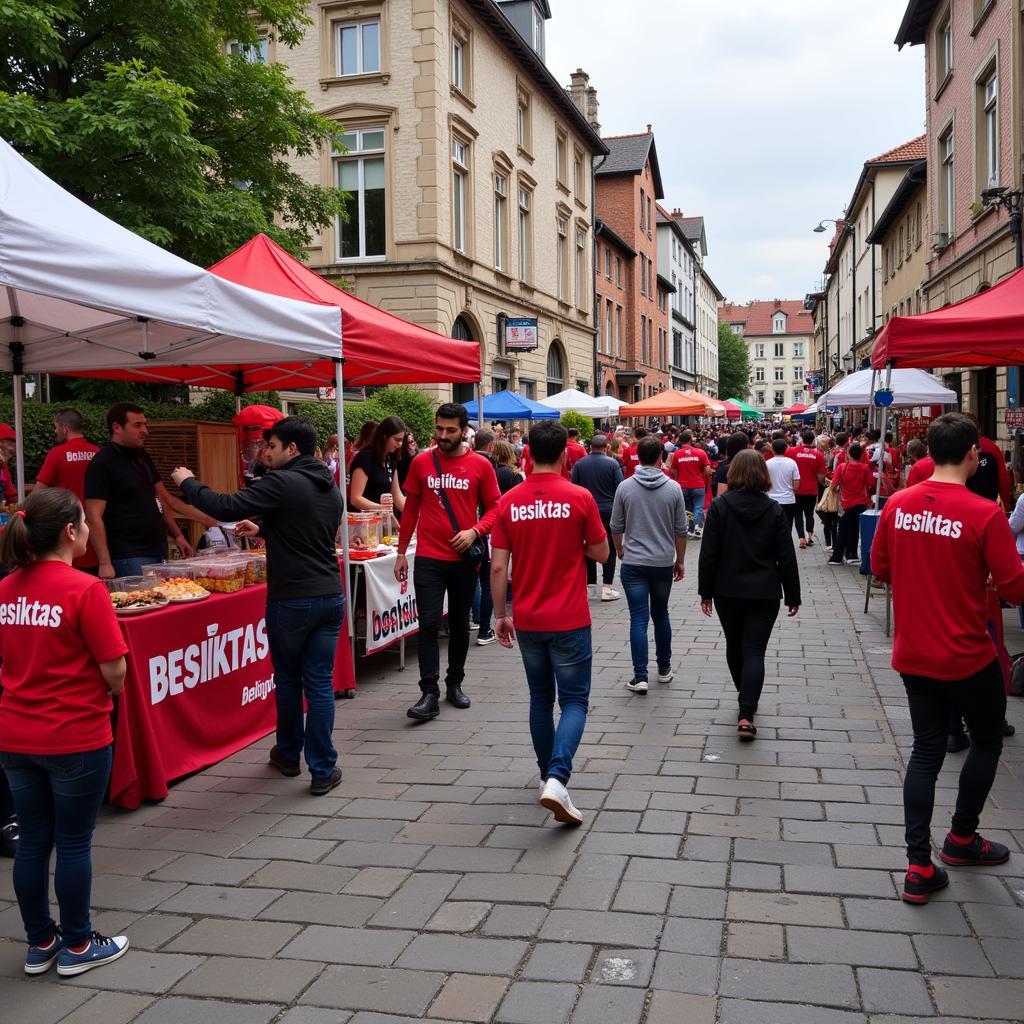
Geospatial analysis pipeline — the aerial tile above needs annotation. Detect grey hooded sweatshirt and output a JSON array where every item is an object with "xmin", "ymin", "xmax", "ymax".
[{"xmin": 609, "ymin": 466, "xmax": 689, "ymax": 567}]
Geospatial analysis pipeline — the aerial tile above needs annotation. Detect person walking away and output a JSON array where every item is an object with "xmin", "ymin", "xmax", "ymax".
[
  {"xmin": 395, "ymin": 404, "xmax": 500, "ymax": 720},
  {"xmin": 698, "ymin": 451, "xmax": 800, "ymax": 739},
  {"xmin": 470, "ymin": 430, "xmax": 507, "ymax": 646},
  {"xmin": 871, "ymin": 413, "xmax": 1024, "ymax": 904},
  {"xmin": 610, "ymin": 436, "xmax": 688, "ymax": 694},
  {"xmin": 571, "ymin": 433, "xmax": 624, "ymax": 603},
  {"xmin": 766, "ymin": 439, "xmax": 803, "ymax": 544},
  {"xmin": 827, "ymin": 443, "xmax": 871, "ymax": 565},
  {"xmin": 788, "ymin": 429, "xmax": 826, "ymax": 547},
  {"xmin": 0, "ymin": 488, "xmax": 130, "ymax": 975},
  {"xmin": 489, "ymin": 421, "xmax": 608, "ymax": 825},
  {"xmin": 670, "ymin": 431, "xmax": 712, "ymax": 537},
  {"xmin": 172, "ymin": 416, "xmax": 345, "ymax": 796},
  {"xmin": 622, "ymin": 427, "xmax": 648, "ymax": 479},
  {"xmin": 712, "ymin": 433, "xmax": 751, "ymax": 497}
]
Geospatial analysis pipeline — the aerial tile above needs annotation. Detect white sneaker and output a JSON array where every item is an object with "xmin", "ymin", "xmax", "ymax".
[
  {"xmin": 540, "ymin": 778, "xmax": 583, "ymax": 825},
  {"xmin": 625, "ymin": 677, "xmax": 649, "ymax": 694},
  {"xmin": 601, "ymin": 588, "xmax": 621, "ymax": 602},
  {"xmin": 693, "ymin": 526, "xmax": 703, "ymax": 538},
  {"xmin": 844, "ymin": 558, "xmax": 860, "ymax": 565},
  {"xmin": 657, "ymin": 667, "xmax": 673, "ymax": 684}
]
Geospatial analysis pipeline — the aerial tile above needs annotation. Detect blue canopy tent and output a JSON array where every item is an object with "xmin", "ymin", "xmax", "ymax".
[{"xmin": 464, "ymin": 391, "xmax": 560, "ymax": 420}]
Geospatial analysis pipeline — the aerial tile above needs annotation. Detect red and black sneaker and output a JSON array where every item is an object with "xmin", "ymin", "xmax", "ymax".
[
  {"xmin": 940, "ymin": 831, "xmax": 1010, "ymax": 867},
  {"xmin": 902, "ymin": 863, "xmax": 949, "ymax": 904}
]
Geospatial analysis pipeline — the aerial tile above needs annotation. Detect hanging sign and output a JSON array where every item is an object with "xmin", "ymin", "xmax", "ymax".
[
  {"xmin": 873, "ymin": 388, "xmax": 894, "ymax": 408},
  {"xmin": 505, "ymin": 318, "xmax": 539, "ymax": 352}
]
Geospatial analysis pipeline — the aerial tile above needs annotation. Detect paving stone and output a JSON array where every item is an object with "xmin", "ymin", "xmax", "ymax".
[
  {"xmin": 481, "ymin": 904, "xmax": 548, "ymax": 937},
  {"xmin": 931, "ymin": 976, "xmax": 1024, "ymax": 1019},
  {"xmin": 426, "ymin": 902, "xmax": 491, "ymax": 933},
  {"xmin": 279, "ymin": 925, "xmax": 416, "ymax": 965},
  {"xmin": 650, "ymin": 952, "xmax": 721, "ymax": 996},
  {"xmin": 370, "ymin": 873, "xmax": 460, "ymax": 928},
  {"xmin": 912, "ymin": 934, "xmax": 994, "ymax": 976},
  {"xmin": 151, "ymin": 852, "xmax": 266, "ymax": 885},
  {"xmin": 418, "ymin": 847, "xmax": 523, "ymax": 872},
  {"xmin": 158, "ymin": 884, "xmax": 283, "ymax": 920},
  {"xmin": 589, "ymin": 948, "xmax": 654, "ymax": 987},
  {"xmin": 173, "ymin": 955, "xmax": 322, "ymax": 1002},
  {"xmin": 726, "ymin": 890, "xmax": 844, "ymax": 927},
  {"xmin": 857, "ymin": 968, "xmax": 934, "ymax": 1015},
  {"xmin": 324, "ymin": 842, "xmax": 430, "ymax": 868},
  {"xmin": 843, "ymin": 897, "xmax": 970, "ymax": 934},
  {"xmin": 786, "ymin": 926, "xmax": 917, "ymax": 968},
  {"xmin": 396, "ymin": 935, "xmax": 529, "ymax": 975},
  {"xmin": 725, "ymin": 922, "xmax": 784, "ymax": 960},
  {"xmin": 166, "ymin": 919, "xmax": 301, "ymax": 958},
  {"xmin": 56, "ymin": 991, "xmax": 155, "ymax": 1024},
  {"xmin": 569, "ymin": 984, "xmax": 646, "ymax": 1024},
  {"xmin": 719, "ymin": 1000, "xmax": 866, "ymax": 1024},
  {"xmin": 718, "ymin": 958, "xmax": 859, "ymax": 1008},
  {"xmin": 4, "ymin": 977, "xmax": 94, "ymax": 1024},
  {"xmin": 624, "ymin": 856, "xmax": 727, "ymax": 888},
  {"xmin": 645, "ymin": 990, "xmax": 718, "ymax": 1024},
  {"xmin": 120, "ymin": 913, "xmax": 193, "ymax": 951},
  {"xmin": 539, "ymin": 909, "xmax": 661, "ymax": 947},
  {"xmin": 521, "ymin": 942, "xmax": 594, "ymax": 982},
  {"xmin": 132, "ymin": 998, "xmax": 282, "ymax": 1024},
  {"xmin": 783, "ymin": 866, "xmax": 896, "ymax": 898},
  {"xmin": 660, "ymin": 917, "xmax": 723, "ymax": 957},
  {"xmin": 343, "ymin": 867, "xmax": 412, "ymax": 897},
  {"xmin": 981, "ymin": 938, "xmax": 1024, "ymax": 977},
  {"xmin": 277, "ymin": 1010, "xmax": 353, "ymax": 1024},
  {"xmin": 64, "ymin": 951, "xmax": 205, "ymax": 994},
  {"xmin": 611, "ymin": 880, "xmax": 670, "ymax": 914},
  {"xmin": 429, "ymin": 973, "xmax": 508, "ymax": 1022},
  {"xmin": 963, "ymin": 902, "xmax": 1024, "ymax": 938},
  {"xmin": 450, "ymin": 873, "xmax": 560, "ymax": 905},
  {"xmin": 495, "ymin": 981, "xmax": 578, "ymax": 1024},
  {"xmin": 258, "ymin": 891, "xmax": 383, "ymax": 927},
  {"xmin": 728, "ymin": 861, "xmax": 782, "ymax": 890},
  {"xmin": 91, "ymin": 875, "xmax": 188, "ymax": 912},
  {"xmin": 245, "ymin": 861, "xmax": 357, "ymax": 893},
  {"xmin": 300, "ymin": 965, "xmax": 445, "ymax": 1015},
  {"xmin": 667, "ymin": 885, "xmax": 727, "ymax": 919}
]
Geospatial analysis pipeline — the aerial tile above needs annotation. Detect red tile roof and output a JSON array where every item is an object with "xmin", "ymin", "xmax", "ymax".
[
  {"xmin": 718, "ymin": 300, "xmax": 813, "ymax": 337},
  {"xmin": 868, "ymin": 134, "xmax": 927, "ymax": 165}
]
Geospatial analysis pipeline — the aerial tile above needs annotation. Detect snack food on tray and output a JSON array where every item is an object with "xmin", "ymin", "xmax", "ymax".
[
  {"xmin": 109, "ymin": 588, "xmax": 167, "ymax": 611},
  {"xmin": 191, "ymin": 555, "xmax": 248, "ymax": 594},
  {"xmin": 153, "ymin": 577, "xmax": 208, "ymax": 600},
  {"xmin": 244, "ymin": 552, "xmax": 267, "ymax": 585}
]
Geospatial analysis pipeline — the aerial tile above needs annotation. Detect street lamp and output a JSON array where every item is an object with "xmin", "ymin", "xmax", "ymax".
[
  {"xmin": 981, "ymin": 185, "xmax": 1024, "ymax": 269},
  {"xmin": 814, "ymin": 219, "xmax": 856, "ymax": 384},
  {"xmin": 843, "ymin": 352, "xmax": 855, "ymax": 375}
]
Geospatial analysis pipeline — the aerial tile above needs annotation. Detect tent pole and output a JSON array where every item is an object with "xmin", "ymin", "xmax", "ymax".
[
  {"xmin": 334, "ymin": 359, "xmax": 356, "ymax": 678},
  {"xmin": 476, "ymin": 382, "xmax": 484, "ymax": 430},
  {"xmin": 10, "ymin": 332, "xmax": 25, "ymax": 504},
  {"xmin": 865, "ymin": 361, "xmax": 893, "ymax": 612}
]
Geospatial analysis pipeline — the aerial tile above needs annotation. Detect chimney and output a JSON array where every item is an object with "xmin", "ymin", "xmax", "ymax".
[
  {"xmin": 568, "ymin": 69, "xmax": 589, "ymax": 117},
  {"xmin": 586, "ymin": 85, "xmax": 601, "ymax": 135},
  {"xmin": 774, "ymin": 299, "xmax": 782, "ymax": 309},
  {"xmin": 646, "ymin": 123, "xmax": 652, "ymax": 134},
  {"xmin": 672, "ymin": 208, "xmax": 683, "ymax": 219}
]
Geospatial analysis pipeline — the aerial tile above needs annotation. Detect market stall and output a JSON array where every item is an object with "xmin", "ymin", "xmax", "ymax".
[
  {"xmin": 463, "ymin": 390, "xmax": 559, "ymax": 420},
  {"xmin": 725, "ymin": 397, "xmax": 765, "ymax": 421},
  {"xmin": 681, "ymin": 390, "xmax": 727, "ymax": 417},
  {"xmin": 618, "ymin": 389, "xmax": 706, "ymax": 418},
  {"xmin": 540, "ymin": 388, "xmax": 610, "ymax": 417}
]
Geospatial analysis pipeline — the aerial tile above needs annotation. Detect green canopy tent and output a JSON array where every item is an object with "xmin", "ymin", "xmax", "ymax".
[{"xmin": 725, "ymin": 397, "xmax": 764, "ymax": 421}]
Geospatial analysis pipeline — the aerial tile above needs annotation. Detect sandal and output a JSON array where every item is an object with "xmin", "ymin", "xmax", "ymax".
[{"xmin": 737, "ymin": 721, "xmax": 757, "ymax": 741}]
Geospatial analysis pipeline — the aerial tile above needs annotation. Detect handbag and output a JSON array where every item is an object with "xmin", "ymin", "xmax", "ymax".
[
  {"xmin": 432, "ymin": 451, "xmax": 487, "ymax": 565},
  {"xmin": 816, "ymin": 484, "xmax": 840, "ymax": 515}
]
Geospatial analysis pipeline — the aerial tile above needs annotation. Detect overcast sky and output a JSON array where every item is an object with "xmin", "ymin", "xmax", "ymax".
[{"xmin": 546, "ymin": 0, "xmax": 926, "ymax": 304}]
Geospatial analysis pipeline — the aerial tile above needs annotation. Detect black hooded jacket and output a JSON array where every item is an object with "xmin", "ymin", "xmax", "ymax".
[
  {"xmin": 182, "ymin": 455, "xmax": 344, "ymax": 601},
  {"xmin": 697, "ymin": 490, "xmax": 801, "ymax": 606}
]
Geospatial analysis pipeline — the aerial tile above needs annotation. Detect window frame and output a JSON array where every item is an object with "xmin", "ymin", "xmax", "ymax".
[
  {"xmin": 556, "ymin": 217, "xmax": 569, "ymax": 302},
  {"xmin": 935, "ymin": 7, "xmax": 953, "ymax": 92},
  {"xmin": 754, "ymin": 342, "xmax": 765, "ymax": 359},
  {"xmin": 493, "ymin": 170, "xmax": 509, "ymax": 273},
  {"xmin": 517, "ymin": 184, "xmax": 532, "ymax": 283},
  {"xmin": 574, "ymin": 224, "xmax": 588, "ymax": 310},
  {"xmin": 773, "ymin": 341, "xmax": 785, "ymax": 358},
  {"xmin": 333, "ymin": 125, "xmax": 388, "ymax": 263},
  {"xmin": 555, "ymin": 127, "xmax": 569, "ymax": 189},
  {"xmin": 939, "ymin": 121, "xmax": 955, "ymax": 238},
  {"xmin": 336, "ymin": 17, "xmax": 381, "ymax": 78},
  {"xmin": 976, "ymin": 57, "xmax": 999, "ymax": 197},
  {"xmin": 452, "ymin": 134, "xmax": 471, "ymax": 255},
  {"xmin": 573, "ymin": 147, "xmax": 585, "ymax": 205},
  {"xmin": 516, "ymin": 82, "xmax": 533, "ymax": 158}
]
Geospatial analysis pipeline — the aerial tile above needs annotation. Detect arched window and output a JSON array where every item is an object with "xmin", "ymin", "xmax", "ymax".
[
  {"xmin": 546, "ymin": 342, "xmax": 564, "ymax": 396},
  {"xmin": 605, "ymin": 380, "xmax": 616, "ymax": 396},
  {"xmin": 452, "ymin": 316, "xmax": 477, "ymax": 404}
]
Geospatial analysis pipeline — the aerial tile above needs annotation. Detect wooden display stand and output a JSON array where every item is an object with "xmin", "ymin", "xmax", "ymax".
[{"xmin": 145, "ymin": 421, "xmax": 239, "ymax": 550}]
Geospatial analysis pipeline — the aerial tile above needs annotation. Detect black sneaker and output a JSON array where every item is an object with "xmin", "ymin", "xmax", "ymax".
[
  {"xmin": 1004, "ymin": 719, "xmax": 1016, "ymax": 737},
  {"xmin": 407, "ymin": 692, "xmax": 440, "ymax": 720},
  {"xmin": 946, "ymin": 732, "xmax": 970, "ymax": 753},
  {"xmin": 940, "ymin": 831, "xmax": 1010, "ymax": 867},
  {"xmin": 0, "ymin": 815, "xmax": 18, "ymax": 858},
  {"xmin": 901, "ymin": 863, "xmax": 949, "ymax": 904},
  {"xmin": 310, "ymin": 767, "xmax": 343, "ymax": 796},
  {"xmin": 268, "ymin": 745, "xmax": 301, "ymax": 778},
  {"xmin": 476, "ymin": 629, "xmax": 497, "ymax": 646}
]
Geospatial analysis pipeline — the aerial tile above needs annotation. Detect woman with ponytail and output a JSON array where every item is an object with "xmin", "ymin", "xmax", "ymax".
[{"xmin": 0, "ymin": 488, "xmax": 130, "ymax": 977}]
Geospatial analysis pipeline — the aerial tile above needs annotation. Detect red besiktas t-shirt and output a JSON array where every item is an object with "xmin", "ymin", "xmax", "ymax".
[
  {"xmin": 565, "ymin": 441, "xmax": 587, "ymax": 472},
  {"xmin": 622, "ymin": 444, "xmax": 640, "ymax": 479},
  {"xmin": 786, "ymin": 445, "xmax": 826, "ymax": 496},
  {"xmin": 36, "ymin": 438, "xmax": 101, "ymax": 568},
  {"xmin": 671, "ymin": 445, "xmax": 710, "ymax": 489},
  {"xmin": 490, "ymin": 473, "xmax": 606, "ymax": 632},
  {"xmin": 871, "ymin": 480, "xmax": 1024, "ymax": 679},
  {"xmin": 398, "ymin": 448, "xmax": 501, "ymax": 562},
  {"xmin": 0, "ymin": 561, "xmax": 127, "ymax": 753}
]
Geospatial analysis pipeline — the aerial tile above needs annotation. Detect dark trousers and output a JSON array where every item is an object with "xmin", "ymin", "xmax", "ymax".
[
  {"xmin": 901, "ymin": 660, "xmax": 1005, "ymax": 865},
  {"xmin": 414, "ymin": 556, "xmax": 479, "ymax": 695},
  {"xmin": 477, "ymin": 553, "xmax": 493, "ymax": 634},
  {"xmin": 0, "ymin": 746, "xmax": 111, "ymax": 947},
  {"xmin": 831, "ymin": 504, "xmax": 867, "ymax": 562},
  {"xmin": 265, "ymin": 594, "xmax": 344, "ymax": 780},
  {"xmin": 818, "ymin": 511, "xmax": 839, "ymax": 547},
  {"xmin": 795, "ymin": 494, "xmax": 816, "ymax": 537},
  {"xmin": 586, "ymin": 508, "xmax": 616, "ymax": 586},
  {"xmin": 714, "ymin": 596, "xmax": 780, "ymax": 720},
  {"xmin": 782, "ymin": 503, "xmax": 804, "ymax": 541},
  {"xmin": 0, "ymin": 769, "xmax": 13, "ymax": 821}
]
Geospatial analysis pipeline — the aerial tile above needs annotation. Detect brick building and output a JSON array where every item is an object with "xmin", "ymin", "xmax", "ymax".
[
  {"xmin": 593, "ymin": 218, "xmax": 634, "ymax": 397},
  {"xmin": 896, "ymin": 0, "xmax": 1020, "ymax": 438},
  {"xmin": 594, "ymin": 130, "xmax": 671, "ymax": 400}
]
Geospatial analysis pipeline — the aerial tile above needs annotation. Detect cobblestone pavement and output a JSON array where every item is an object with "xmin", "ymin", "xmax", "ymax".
[{"xmin": 4, "ymin": 540, "xmax": 1024, "ymax": 1024}]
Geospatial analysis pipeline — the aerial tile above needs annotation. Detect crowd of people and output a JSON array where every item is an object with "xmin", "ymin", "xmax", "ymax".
[{"xmin": 0, "ymin": 397, "xmax": 1022, "ymax": 982}]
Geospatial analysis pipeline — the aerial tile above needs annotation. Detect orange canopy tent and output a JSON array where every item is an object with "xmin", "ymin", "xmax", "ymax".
[
  {"xmin": 681, "ymin": 389, "xmax": 727, "ymax": 416},
  {"xmin": 618, "ymin": 389, "xmax": 706, "ymax": 417}
]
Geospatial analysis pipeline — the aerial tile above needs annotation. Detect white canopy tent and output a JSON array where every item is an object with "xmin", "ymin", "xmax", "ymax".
[
  {"xmin": 594, "ymin": 395, "xmax": 627, "ymax": 416},
  {"xmin": 539, "ymin": 388, "xmax": 608, "ymax": 418},
  {"xmin": 0, "ymin": 137, "xmax": 343, "ymax": 501},
  {"xmin": 818, "ymin": 368, "xmax": 957, "ymax": 409}
]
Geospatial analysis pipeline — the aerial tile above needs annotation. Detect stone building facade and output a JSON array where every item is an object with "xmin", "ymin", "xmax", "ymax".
[{"xmin": 656, "ymin": 206, "xmax": 696, "ymax": 392}]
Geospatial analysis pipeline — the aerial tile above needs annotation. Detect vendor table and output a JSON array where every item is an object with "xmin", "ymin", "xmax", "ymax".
[{"xmin": 111, "ymin": 583, "xmax": 355, "ymax": 809}]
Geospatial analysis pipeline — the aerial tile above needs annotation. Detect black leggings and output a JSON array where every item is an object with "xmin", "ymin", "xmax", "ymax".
[
  {"xmin": 794, "ymin": 494, "xmax": 816, "ymax": 537},
  {"xmin": 830, "ymin": 504, "xmax": 867, "ymax": 562},
  {"xmin": 586, "ymin": 508, "xmax": 616, "ymax": 586},
  {"xmin": 817, "ymin": 511, "xmax": 839, "ymax": 547},
  {"xmin": 901, "ymin": 660, "xmax": 1005, "ymax": 865},
  {"xmin": 782, "ymin": 504, "xmax": 804, "ymax": 541},
  {"xmin": 713, "ymin": 596, "xmax": 780, "ymax": 720}
]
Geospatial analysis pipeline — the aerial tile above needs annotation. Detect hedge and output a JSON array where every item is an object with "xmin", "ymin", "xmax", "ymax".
[
  {"xmin": 560, "ymin": 410, "xmax": 596, "ymax": 442},
  {"xmin": 297, "ymin": 385, "xmax": 436, "ymax": 448}
]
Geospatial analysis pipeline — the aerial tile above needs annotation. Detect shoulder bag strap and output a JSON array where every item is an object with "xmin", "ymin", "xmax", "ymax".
[{"xmin": 432, "ymin": 450, "xmax": 462, "ymax": 534}]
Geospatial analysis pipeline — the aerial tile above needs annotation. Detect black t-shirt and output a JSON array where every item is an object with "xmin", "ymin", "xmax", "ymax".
[
  {"xmin": 713, "ymin": 458, "xmax": 730, "ymax": 490},
  {"xmin": 495, "ymin": 464, "xmax": 523, "ymax": 495},
  {"xmin": 350, "ymin": 448, "xmax": 395, "ymax": 505},
  {"xmin": 84, "ymin": 443, "xmax": 165, "ymax": 559},
  {"xmin": 966, "ymin": 448, "xmax": 1000, "ymax": 502}
]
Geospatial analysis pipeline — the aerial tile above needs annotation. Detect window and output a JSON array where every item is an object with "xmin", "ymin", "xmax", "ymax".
[
  {"xmin": 793, "ymin": 366, "xmax": 804, "ymax": 382},
  {"xmin": 979, "ymin": 66, "xmax": 999, "ymax": 190},
  {"xmin": 532, "ymin": 5, "xmax": 544, "ymax": 51},
  {"xmin": 517, "ymin": 187, "xmax": 531, "ymax": 282},
  {"xmin": 575, "ymin": 227, "xmax": 587, "ymax": 308},
  {"xmin": 519, "ymin": 378, "xmax": 535, "ymax": 400},
  {"xmin": 226, "ymin": 37, "xmax": 268, "ymax": 63},
  {"xmin": 615, "ymin": 257, "xmax": 622, "ymax": 287},
  {"xmin": 898, "ymin": 226, "xmax": 905, "ymax": 264},
  {"xmin": 556, "ymin": 219, "xmax": 568, "ymax": 301},
  {"xmin": 516, "ymin": 87, "xmax": 532, "ymax": 153},
  {"xmin": 604, "ymin": 248, "xmax": 611, "ymax": 278},
  {"xmin": 546, "ymin": 344, "xmax": 564, "ymax": 396},
  {"xmin": 754, "ymin": 343, "xmax": 765, "ymax": 359},
  {"xmin": 605, "ymin": 299, "xmax": 613, "ymax": 355},
  {"xmin": 493, "ymin": 173, "xmax": 508, "ymax": 271},
  {"xmin": 555, "ymin": 129, "xmax": 568, "ymax": 185},
  {"xmin": 936, "ymin": 13, "xmax": 952, "ymax": 82},
  {"xmin": 793, "ymin": 340, "xmax": 805, "ymax": 358},
  {"xmin": 334, "ymin": 127, "xmax": 386, "ymax": 261},
  {"xmin": 452, "ymin": 137, "xmax": 469, "ymax": 253},
  {"xmin": 640, "ymin": 317, "xmax": 648, "ymax": 363},
  {"xmin": 774, "ymin": 390, "xmax": 785, "ymax": 407},
  {"xmin": 615, "ymin": 305, "xmax": 623, "ymax": 356},
  {"xmin": 451, "ymin": 36, "xmax": 464, "ymax": 91},
  {"xmin": 772, "ymin": 313, "xmax": 786, "ymax": 333},
  {"xmin": 647, "ymin": 196, "xmax": 652, "ymax": 236},
  {"xmin": 939, "ymin": 125, "xmax": 954, "ymax": 235},
  {"xmin": 573, "ymin": 150, "xmax": 584, "ymax": 202},
  {"xmin": 639, "ymin": 189, "xmax": 646, "ymax": 231},
  {"xmin": 756, "ymin": 390, "xmax": 765, "ymax": 406},
  {"xmin": 774, "ymin": 367, "xmax": 785, "ymax": 382},
  {"xmin": 337, "ymin": 19, "xmax": 380, "ymax": 76},
  {"xmin": 774, "ymin": 341, "xmax": 784, "ymax": 358},
  {"xmin": 755, "ymin": 367, "xmax": 765, "ymax": 382}
]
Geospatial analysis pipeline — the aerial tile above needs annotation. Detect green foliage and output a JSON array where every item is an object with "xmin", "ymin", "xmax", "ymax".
[
  {"xmin": 560, "ymin": 410, "xmax": 595, "ymax": 442},
  {"xmin": 718, "ymin": 321, "xmax": 751, "ymax": 402},
  {"xmin": 1, "ymin": 0, "xmax": 347, "ymax": 266},
  {"xmin": 297, "ymin": 386, "xmax": 437, "ymax": 448}
]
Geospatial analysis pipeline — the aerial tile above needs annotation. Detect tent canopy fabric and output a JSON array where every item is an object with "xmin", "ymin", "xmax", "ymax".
[
  {"xmin": 725, "ymin": 397, "xmax": 765, "ymax": 421},
  {"xmin": 818, "ymin": 368, "xmax": 957, "ymax": 408},
  {"xmin": 595, "ymin": 395, "xmax": 627, "ymax": 415},
  {"xmin": 720, "ymin": 400, "xmax": 742, "ymax": 420},
  {"xmin": 618, "ymin": 389, "xmax": 706, "ymax": 417},
  {"xmin": 463, "ymin": 390, "xmax": 559, "ymax": 420},
  {"xmin": 0, "ymin": 140, "xmax": 342, "ymax": 376},
  {"xmin": 872, "ymin": 267, "xmax": 1024, "ymax": 368},
  {"xmin": 539, "ymin": 388, "xmax": 608, "ymax": 417},
  {"xmin": 781, "ymin": 402, "xmax": 809, "ymax": 415},
  {"xmin": 232, "ymin": 405, "xmax": 284, "ymax": 429},
  {"xmin": 681, "ymin": 389, "xmax": 727, "ymax": 416}
]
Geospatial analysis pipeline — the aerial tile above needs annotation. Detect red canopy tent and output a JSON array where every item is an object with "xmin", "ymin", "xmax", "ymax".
[
  {"xmin": 781, "ymin": 402, "xmax": 808, "ymax": 415},
  {"xmin": 872, "ymin": 268, "xmax": 1024, "ymax": 368},
  {"xmin": 720, "ymin": 400, "xmax": 742, "ymax": 420}
]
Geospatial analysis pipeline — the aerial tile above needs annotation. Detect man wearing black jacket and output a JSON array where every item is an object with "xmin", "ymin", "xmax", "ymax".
[{"xmin": 172, "ymin": 416, "xmax": 345, "ymax": 796}]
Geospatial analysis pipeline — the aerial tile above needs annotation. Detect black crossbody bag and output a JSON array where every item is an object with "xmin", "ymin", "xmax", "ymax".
[{"xmin": 432, "ymin": 450, "xmax": 487, "ymax": 565}]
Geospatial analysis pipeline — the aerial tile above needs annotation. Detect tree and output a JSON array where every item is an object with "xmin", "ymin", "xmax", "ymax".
[
  {"xmin": 1, "ymin": 1, "xmax": 346, "ymax": 266},
  {"xmin": 717, "ymin": 321, "xmax": 751, "ymax": 401}
]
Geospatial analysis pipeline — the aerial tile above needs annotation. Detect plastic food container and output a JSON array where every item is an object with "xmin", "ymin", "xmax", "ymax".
[
  {"xmin": 141, "ymin": 562, "xmax": 197, "ymax": 582},
  {"xmin": 244, "ymin": 551, "xmax": 267, "ymax": 585},
  {"xmin": 347, "ymin": 512, "xmax": 382, "ymax": 550},
  {"xmin": 190, "ymin": 556, "xmax": 248, "ymax": 594}
]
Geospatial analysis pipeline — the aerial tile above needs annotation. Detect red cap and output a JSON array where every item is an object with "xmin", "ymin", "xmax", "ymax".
[{"xmin": 0, "ymin": 424, "xmax": 14, "ymax": 441}]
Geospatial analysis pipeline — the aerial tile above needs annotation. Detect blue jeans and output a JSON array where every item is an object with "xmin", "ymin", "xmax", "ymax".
[
  {"xmin": 620, "ymin": 563, "xmax": 674, "ymax": 679},
  {"xmin": 517, "ymin": 628, "xmax": 592, "ymax": 784},
  {"xmin": 682, "ymin": 487, "xmax": 706, "ymax": 529},
  {"xmin": 265, "ymin": 594, "xmax": 344, "ymax": 780},
  {"xmin": 0, "ymin": 746, "xmax": 112, "ymax": 947},
  {"xmin": 111, "ymin": 553, "xmax": 164, "ymax": 578}
]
